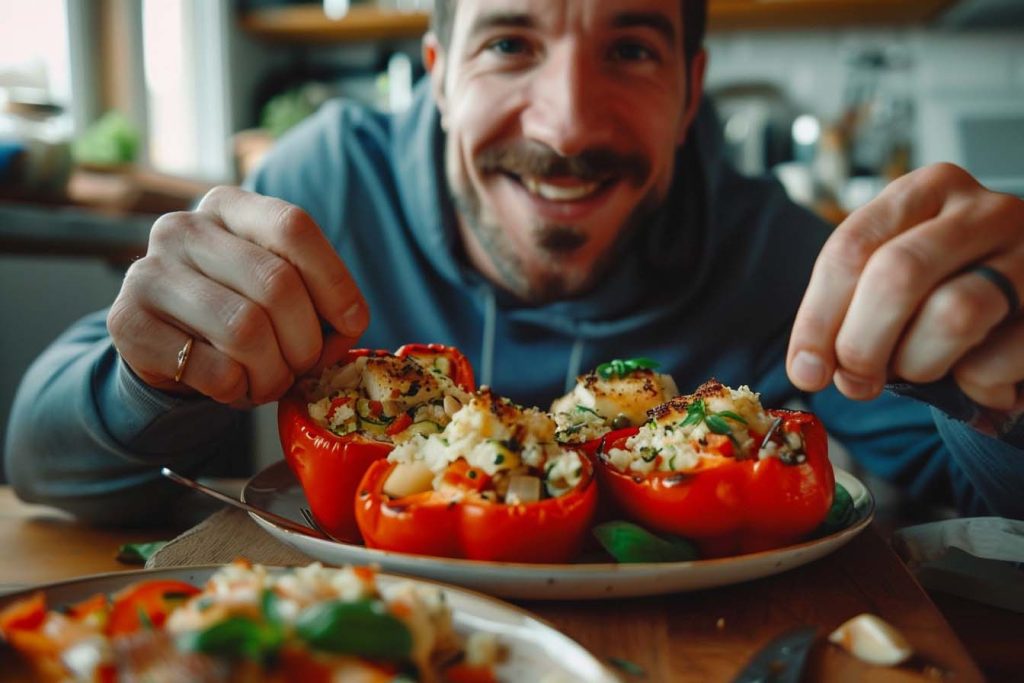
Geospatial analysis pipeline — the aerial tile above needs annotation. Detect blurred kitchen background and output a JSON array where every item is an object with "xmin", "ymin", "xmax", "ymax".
[{"xmin": 2, "ymin": 0, "xmax": 1023, "ymax": 493}]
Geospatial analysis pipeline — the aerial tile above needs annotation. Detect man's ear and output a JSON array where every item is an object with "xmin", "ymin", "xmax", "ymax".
[
  {"xmin": 423, "ymin": 33, "xmax": 449, "ymax": 130},
  {"xmin": 677, "ymin": 48, "xmax": 708, "ymax": 145}
]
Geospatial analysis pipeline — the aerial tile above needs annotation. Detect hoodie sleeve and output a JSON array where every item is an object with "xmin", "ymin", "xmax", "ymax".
[
  {"xmin": 3, "ymin": 310, "xmax": 248, "ymax": 525},
  {"xmin": 801, "ymin": 379, "xmax": 1024, "ymax": 520}
]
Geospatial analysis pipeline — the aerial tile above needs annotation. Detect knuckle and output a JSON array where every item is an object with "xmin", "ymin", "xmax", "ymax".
[
  {"xmin": 821, "ymin": 229, "xmax": 875, "ymax": 273},
  {"xmin": 952, "ymin": 365, "xmax": 1013, "ymax": 410},
  {"xmin": 985, "ymin": 192, "xmax": 1024, "ymax": 228},
  {"xmin": 254, "ymin": 371, "xmax": 295, "ymax": 404},
  {"xmin": 148, "ymin": 212, "xmax": 190, "ymax": 248},
  {"xmin": 926, "ymin": 286, "xmax": 989, "ymax": 341},
  {"xmin": 120, "ymin": 258, "xmax": 162, "ymax": 298},
  {"xmin": 893, "ymin": 342, "xmax": 949, "ymax": 384},
  {"xmin": 222, "ymin": 300, "xmax": 270, "ymax": 351},
  {"xmin": 198, "ymin": 185, "xmax": 236, "ymax": 210},
  {"xmin": 257, "ymin": 257, "xmax": 303, "ymax": 308},
  {"xmin": 952, "ymin": 361, "xmax": 996, "ymax": 393},
  {"xmin": 865, "ymin": 243, "xmax": 930, "ymax": 293},
  {"xmin": 919, "ymin": 162, "xmax": 973, "ymax": 190},
  {"xmin": 834, "ymin": 339, "xmax": 876, "ymax": 376},
  {"xmin": 275, "ymin": 205, "xmax": 315, "ymax": 244},
  {"xmin": 210, "ymin": 362, "xmax": 248, "ymax": 404}
]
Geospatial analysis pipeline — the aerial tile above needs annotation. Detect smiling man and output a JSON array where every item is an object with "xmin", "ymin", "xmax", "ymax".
[
  {"xmin": 6, "ymin": 0, "xmax": 1024, "ymax": 524},
  {"xmin": 432, "ymin": 1, "xmax": 703, "ymax": 302}
]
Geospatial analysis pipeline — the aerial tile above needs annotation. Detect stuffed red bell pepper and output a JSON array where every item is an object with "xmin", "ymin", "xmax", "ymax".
[
  {"xmin": 551, "ymin": 357, "xmax": 679, "ymax": 444},
  {"xmin": 278, "ymin": 344, "xmax": 474, "ymax": 541},
  {"xmin": 355, "ymin": 388, "xmax": 598, "ymax": 563},
  {"xmin": 593, "ymin": 379, "xmax": 834, "ymax": 557}
]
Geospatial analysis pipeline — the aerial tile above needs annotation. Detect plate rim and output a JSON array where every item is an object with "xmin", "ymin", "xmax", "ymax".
[{"xmin": 243, "ymin": 460, "xmax": 875, "ymax": 573}]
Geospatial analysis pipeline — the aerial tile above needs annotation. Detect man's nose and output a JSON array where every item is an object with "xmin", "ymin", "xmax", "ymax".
[{"xmin": 521, "ymin": 45, "xmax": 611, "ymax": 158}]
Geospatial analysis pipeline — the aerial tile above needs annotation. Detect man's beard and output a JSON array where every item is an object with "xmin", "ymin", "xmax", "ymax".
[{"xmin": 449, "ymin": 140, "xmax": 664, "ymax": 304}]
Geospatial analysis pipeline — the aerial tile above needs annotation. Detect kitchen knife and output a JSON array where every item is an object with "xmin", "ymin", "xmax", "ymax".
[{"xmin": 731, "ymin": 625, "xmax": 817, "ymax": 683}]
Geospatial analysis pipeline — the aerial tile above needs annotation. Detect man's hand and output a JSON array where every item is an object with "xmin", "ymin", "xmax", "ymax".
[
  {"xmin": 107, "ymin": 187, "xmax": 369, "ymax": 406},
  {"xmin": 787, "ymin": 163, "xmax": 1024, "ymax": 411}
]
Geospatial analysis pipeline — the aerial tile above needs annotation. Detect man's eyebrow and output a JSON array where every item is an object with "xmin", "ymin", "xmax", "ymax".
[
  {"xmin": 468, "ymin": 11, "xmax": 536, "ymax": 37},
  {"xmin": 611, "ymin": 11, "xmax": 677, "ymax": 46}
]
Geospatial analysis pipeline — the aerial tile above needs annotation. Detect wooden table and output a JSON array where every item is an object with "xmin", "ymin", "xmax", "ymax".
[{"xmin": 1, "ymin": 487, "xmax": 1018, "ymax": 682}]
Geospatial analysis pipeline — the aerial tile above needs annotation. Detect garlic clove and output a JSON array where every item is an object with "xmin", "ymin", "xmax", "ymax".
[{"xmin": 828, "ymin": 613, "xmax": 914, "ymax": 666}]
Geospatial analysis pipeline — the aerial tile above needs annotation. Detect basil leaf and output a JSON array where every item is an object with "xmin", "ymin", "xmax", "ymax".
[
  {"xmin": 623, "ymin": 357, "xmax": 659, "ymax": 371},
  {"xmin": 180, "ymin": 616, "xmax": 281, "ymax": 661},
  {"xmin": 705, "ymin": 414, "xmax": 733, "ymax": 435},
  {"xmin": 593, "ymin": 521, "xmax": 699, "ymax": 563},
  {"xmin": 115, "ymin": 541, "xmax": 167, "ymax": 565},
  {"xmin": 713, "ymin": 410, "xmax": 747, "ymax": 425},
  {"xmin": 296, "ymin": 599, "xmax": 413, "ymax": 661},
  {"xmin": 820, "ymin": 483, "xmax": 854, "ymax": 532}
]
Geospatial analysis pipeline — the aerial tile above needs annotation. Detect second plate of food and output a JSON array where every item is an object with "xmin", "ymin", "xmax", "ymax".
[{"xmin": 243, "ymin": 460, "xmax": 874, "ymax": 600}]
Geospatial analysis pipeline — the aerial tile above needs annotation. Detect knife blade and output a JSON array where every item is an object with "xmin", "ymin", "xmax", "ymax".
[{"xmin": 731, "ymin": 626, "xmax": 817, "ymax": 683}]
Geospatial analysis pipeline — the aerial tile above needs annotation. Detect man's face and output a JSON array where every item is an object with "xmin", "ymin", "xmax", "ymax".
[{"xmin": 428, "ymin": 0, "xmax": 704, "ymax": 303}]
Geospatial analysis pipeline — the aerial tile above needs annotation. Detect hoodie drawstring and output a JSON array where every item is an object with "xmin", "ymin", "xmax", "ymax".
[
  {"xmin": 564, "ymin": 338, "xmax": 585, "ymax": 392},
  {"xmin": 480, "ymin": 285, "xmax": 496, "ymax": 387}
]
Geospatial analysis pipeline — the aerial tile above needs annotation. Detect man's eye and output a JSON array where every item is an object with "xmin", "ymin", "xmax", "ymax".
[
  {"xmin": 611, "ymin": 41, "xmax": 657, "ymax": 62},
  {"xmin": 487, "ymin": 37, "xmax": 529, "ymax": 56}
]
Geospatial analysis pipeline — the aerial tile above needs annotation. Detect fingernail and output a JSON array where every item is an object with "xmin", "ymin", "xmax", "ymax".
[
  {"xmin": 792, "ymin": 351, "xmax": 826, "ymax": 388},
  {"xmin": 340, "ymin": 302, "xmax": 366, "ymax": 337}
]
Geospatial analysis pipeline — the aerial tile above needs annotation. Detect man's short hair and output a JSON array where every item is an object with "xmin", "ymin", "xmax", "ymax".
[{"xmin": 430, "ymin": 0, "xmax": 708, "ymax": 63}]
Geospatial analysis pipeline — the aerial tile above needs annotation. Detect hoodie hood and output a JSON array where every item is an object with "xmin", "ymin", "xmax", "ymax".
[{"xmin": 391, "ymin": 78, "xmax": 741, "ymax": 340}]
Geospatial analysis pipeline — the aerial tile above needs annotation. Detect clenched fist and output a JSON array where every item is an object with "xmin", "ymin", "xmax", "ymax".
[{"xmin": 107, "ymin": 187, "xmax": 369, "ymax": 407}]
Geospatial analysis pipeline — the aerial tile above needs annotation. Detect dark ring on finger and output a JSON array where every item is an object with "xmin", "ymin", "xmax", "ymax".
[{"xmin": 970, "ymin": 264, "xmax": 1019, "ymax": 321}]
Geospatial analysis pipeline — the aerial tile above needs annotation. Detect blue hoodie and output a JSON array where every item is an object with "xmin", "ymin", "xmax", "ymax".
[{"xmin": 5, "ymin": 80, "xmax": 1024, "ymax": 523}]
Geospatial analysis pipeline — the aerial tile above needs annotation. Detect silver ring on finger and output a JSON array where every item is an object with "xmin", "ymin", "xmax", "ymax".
[{"xmin": 173, "ymin": 336, "xmax": 195, "ymax": 383}]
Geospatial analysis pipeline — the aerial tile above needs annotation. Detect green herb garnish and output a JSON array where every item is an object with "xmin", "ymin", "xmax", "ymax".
[
  {"xmin": 180, "ymin": 616, "xmax": 283, "ymax": 661},
  {"xmin": 115, "ymin": 541, "xmax": 167, "ymax": 565},
  {"xmin": 593, "ymin": 521, "xmax": 699, "ymax": 563},
  {"xmin": 679, "ymin": 399, "xmax": 705, "ymax": 428},
  {"xmin": 609, "ymin": 656, "xmax": 647, "ymax": 677},
  {"xmin": 595, "ymin": 357, "xmax": 659, "ymax": 380},
  {"xmin": 812, "ymin": 482, "xmax": 855, "ymax": 537},
  {"xmin": 295, "ymin": 599, "xmax": 413, "ymax": 661}
]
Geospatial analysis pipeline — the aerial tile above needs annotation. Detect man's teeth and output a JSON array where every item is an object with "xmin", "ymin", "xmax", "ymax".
[{"xmin": 522, "ymin": 177, "xmax": 601, "ymax": 201}]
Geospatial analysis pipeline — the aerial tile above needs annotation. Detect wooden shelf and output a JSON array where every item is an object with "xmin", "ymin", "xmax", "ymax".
[
  {"xmin": 240, "ymin": 4, "xmax": 429, "ymax": 43},
  {"xmin": 239, "ymin": 1, "xmax": 959, "ymax": 43},
  {"xmin": 707, "ymin": 0, "xmax": 958, "ymax": 31}
]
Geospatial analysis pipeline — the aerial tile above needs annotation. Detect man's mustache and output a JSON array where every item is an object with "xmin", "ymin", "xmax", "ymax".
[{"xmin": 477, "ymin": 140, "xmax": 650, "ymax": 186}]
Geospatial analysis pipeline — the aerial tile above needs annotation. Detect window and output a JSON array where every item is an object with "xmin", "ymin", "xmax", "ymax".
[
  {"xmin": 142, "ymin": 0, "xmax": 232, "ymax": 181},
  {"xmin": 0, "ymin": 0, "xmax": 73, "ymax": 137}
]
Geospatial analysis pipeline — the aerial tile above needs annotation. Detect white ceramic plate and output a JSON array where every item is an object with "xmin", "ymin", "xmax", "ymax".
[
  {"xmin": 243, "ymin": 461, "xmax": 874, "ymax": 600},
  {"xmin": 0, "ymin": 566, "xmax": 618, "ymax": 683}
]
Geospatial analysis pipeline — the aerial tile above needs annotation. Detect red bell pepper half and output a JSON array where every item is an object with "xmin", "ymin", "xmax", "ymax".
[
  {"xmin": 354, "ymin": 455, "xmax": 599, "ymax": 563},
  {"xmin": 278, "ymin": 344, "xmax": 475, "ymax": 542},
  {"xmin": 594, "ymin": 409, "xmax": 834, "ymax": 557}
]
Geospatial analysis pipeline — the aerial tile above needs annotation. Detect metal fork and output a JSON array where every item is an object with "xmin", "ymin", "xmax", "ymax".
[
  {"xmin": 299, "ymin": 507, "xmax": 345, "ymax": 543},
  {"xmin": 160, "ymin": 467, "xmax": 331, "ymax": 541}
]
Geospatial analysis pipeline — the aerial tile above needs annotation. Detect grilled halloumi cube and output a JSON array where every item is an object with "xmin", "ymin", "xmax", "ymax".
[
  {"xmin": 649, "ymin": 379, "xmax": 773, "ymax": 435},
  {"xmin": 360, "ymin": 356, "xmax": 444, "ymax": 405},
  {"xmin": 553, "ymin": 368, "xmax": 678, "ymax": 428}
]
